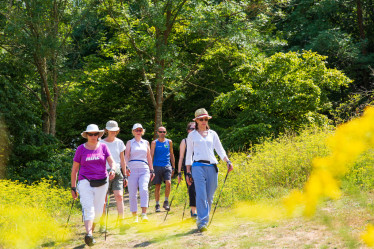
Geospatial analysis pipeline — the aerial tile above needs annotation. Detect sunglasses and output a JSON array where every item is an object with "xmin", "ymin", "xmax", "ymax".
[
  {"xmin": 87, "ymin": 132, "xmax": 99, "ymax": 136},
  {"xmin": 135, "ymin": 129, "xmax": 143, "ymax": 132},
  {"xmin": 197, "ymin": 118, "xmax": 209, "ymax": 122},
  {"xmin": 188, "ymin": 128, "xmax": 195, "ymax": 131},
  {"xmin": 158, "ymin": 131, "xmax": 166, "ymax": 133}
]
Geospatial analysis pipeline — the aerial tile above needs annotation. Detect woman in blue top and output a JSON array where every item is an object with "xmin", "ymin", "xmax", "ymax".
[{"xmin": 185, "ymin": 108, "xmax": 233, "ymax": 232}]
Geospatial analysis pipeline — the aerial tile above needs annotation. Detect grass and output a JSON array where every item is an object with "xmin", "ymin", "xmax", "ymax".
[{"xmin": 4, "ymin": 125, "xmax": 374, "ymax": 247}]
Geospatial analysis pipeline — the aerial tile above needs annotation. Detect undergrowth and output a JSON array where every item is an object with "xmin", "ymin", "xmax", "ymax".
[{"xmin": 0, "ymin": 178, "xmax": 76, "ymax": 248}]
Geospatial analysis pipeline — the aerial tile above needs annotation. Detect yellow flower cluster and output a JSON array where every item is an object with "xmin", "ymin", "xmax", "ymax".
[
  {"xmin": 284, "ymin": 107, "xmax": 374, "ymax": 216},
  {"xmin": 280, "ymin": 107, "xmax": 374, "ymax": 246},
  {"xmin": 0, "ymin": 179, "xmax": 72, "ymax": 248}
]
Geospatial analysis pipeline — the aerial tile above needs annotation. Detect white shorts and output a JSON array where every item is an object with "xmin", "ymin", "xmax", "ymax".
[{"xmin": 77, "ymin": 179, "xmax": 108, "ymax": 222}]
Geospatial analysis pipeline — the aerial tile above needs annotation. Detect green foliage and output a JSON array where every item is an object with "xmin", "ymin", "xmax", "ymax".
[
  {"xmin": 213, "ymin": 51, "xmax": 352, "ymax": 150},
  {"xmin": 344, "ymin": 149, "xmax": 374, "ymax": 191},
  {"xmin": 330, "ymin": 89, "xmax": 374, "ymax": 125},
  {"xmin": 275, "ymin": 0, "xmax": 374, "ymax": 90},
  {"xmin": 0, "ymin": 179, "xmax": 75, "ymax": 248}
]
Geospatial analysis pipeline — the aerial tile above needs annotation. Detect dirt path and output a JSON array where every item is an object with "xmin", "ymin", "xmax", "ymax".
[{"xmin": 59, "ymin": 193, "xmax": 371, "ymax": 248}]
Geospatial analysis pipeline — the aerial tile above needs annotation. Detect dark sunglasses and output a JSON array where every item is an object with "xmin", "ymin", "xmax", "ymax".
[
  {"xmin": 197, "ymin": 118, "xmax": 209, "ymax": 122},
  {"xmin": 87, "ymin": 132, "xmax": 99, "ymax": 136},
  {"xmin": 135, "ymin": 129, "xmax": 143, "ymax": 132},
  {"xmin": 158, "ymin": 131, "xmax": 166, "ymax": 133},
  {"xmin": 188, "ymin": 128, "xmax": 195, "ymax": 131}
]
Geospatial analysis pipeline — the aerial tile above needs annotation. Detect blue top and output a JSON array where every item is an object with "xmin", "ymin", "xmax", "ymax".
[{"xmin": 153, "ymin": 139, "xmax": 171, "ymax": 167}]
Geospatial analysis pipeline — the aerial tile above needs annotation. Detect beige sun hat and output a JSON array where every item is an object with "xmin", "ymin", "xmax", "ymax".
[
  {"xmin": 81, "ymin": 124, "xmax": 104, "ymax": 139},
  {"xmin": 193, "ymin": 108, "xmax": 212, "ymax": 121},
  {"xmin": 105, "ymin": 120, "xmax": 120, "ymax": 131}
]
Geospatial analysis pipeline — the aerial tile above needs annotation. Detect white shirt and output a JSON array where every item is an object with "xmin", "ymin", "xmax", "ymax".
[
  {"xmin": 185, "ymin": 129, "xmax": 227, "ymax": 165},
  {"xmin": 101, "ymin": 138, "xmax": 126, "ymax": 171}
]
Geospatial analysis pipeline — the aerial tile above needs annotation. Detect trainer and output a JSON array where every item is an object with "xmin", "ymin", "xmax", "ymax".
[
  {"xmin": 185, "ymin": 108, "xmax": 233, "ymax": 232},
  {"xmin": 151, "ymin": 126, "xmax": 175, "ymax": 212}
]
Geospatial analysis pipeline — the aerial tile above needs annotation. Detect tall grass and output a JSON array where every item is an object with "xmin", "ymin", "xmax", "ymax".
[
  {"xmin": 172, "ymin": 127, "xmax": 333, "ymax": 206},
  {"xmin": 0, "ymin": 178, "xmax": 74, "ymax": 248}
]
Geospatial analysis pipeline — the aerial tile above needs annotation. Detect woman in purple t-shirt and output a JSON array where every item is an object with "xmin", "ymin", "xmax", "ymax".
[{"xmin": 70, "ymin": 124, "xmax": 116, "ymax": 247}]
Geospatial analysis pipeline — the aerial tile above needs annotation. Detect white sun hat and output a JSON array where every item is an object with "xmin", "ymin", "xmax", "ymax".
[
  {"xmin": 105, "ymin": 120, "xmax": 120, "ymax": 131},
  {"xmin": 81, "ymin": 124, "xmax": 104, "ymax": 139}
]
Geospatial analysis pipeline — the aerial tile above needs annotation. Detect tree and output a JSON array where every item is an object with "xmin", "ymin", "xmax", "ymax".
[
  {"xmin": 99, "ymin": 0, "xmax": 280, "ymax": 136},
  {"xmin": 213, "ymin": 51, "xmax": 352, "ymax": 150},
  {"xmin": 0, "ymin": 0, "xmax": 81, "ymax": 135}
]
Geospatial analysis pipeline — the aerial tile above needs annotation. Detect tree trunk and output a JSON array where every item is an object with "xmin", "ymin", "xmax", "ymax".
[
  {"xmin": 356, "ymin": 0, "xmax": 367, "ymax": 55},
  {"xmin": 153, "ymin": 75, "xmax": 163, "ymax": 139}
]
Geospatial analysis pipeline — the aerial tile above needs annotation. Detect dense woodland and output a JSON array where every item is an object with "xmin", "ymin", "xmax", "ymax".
[{"xmin": 0, "ymin": 0, "xmax": 373, "ymax": 186}]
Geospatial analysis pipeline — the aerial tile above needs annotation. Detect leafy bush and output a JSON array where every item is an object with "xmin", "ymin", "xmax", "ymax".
[
  {"xmin": 212, "ymin": 51, "xmax": 352, "ymax": 150},
  {"xmin": 0, "ymin": 179, "xmax": 75, "ymax": 248}
]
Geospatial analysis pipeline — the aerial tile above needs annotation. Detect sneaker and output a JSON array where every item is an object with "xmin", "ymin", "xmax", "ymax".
[
  {"xmin": 163, "ymin": 201, "xmax": 170, "ymax": 211},
  {"xmin": 199, "ymin": 226, "xmax": 208, "ymax": 232},
  {"xmin": 84, "ymin": 234, "xmax": 96, "ymax": 247},
  {"xmin": 133, "ymin": 215, "xmax": 139, "ymax": 223},
  {"xmin": 140, "ymin": 213, "xmax": 149, "ymax": 222},
  {"xmin": 155, "ymin": 204, "xmax": 161, "ymax": 212}
]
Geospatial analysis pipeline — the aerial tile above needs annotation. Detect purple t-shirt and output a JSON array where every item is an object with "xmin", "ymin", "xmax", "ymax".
[{"xmin": 73, "ymin": 143, "xmax": 111, "ymax": 181}]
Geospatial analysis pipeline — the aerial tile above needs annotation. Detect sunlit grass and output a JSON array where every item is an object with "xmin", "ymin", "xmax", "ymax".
[{"xmin": 0, "ymin": 179, "xmax": 75, "ymax": 248}]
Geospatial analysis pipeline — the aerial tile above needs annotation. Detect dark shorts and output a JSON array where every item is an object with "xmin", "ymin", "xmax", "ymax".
[
  {"xmin": 153, "ymin": 166, "xmax": 172, "ymax": 185},
  {"xmin": 108, "ymin": 172, "xmax": 124, "ymax": 193}
]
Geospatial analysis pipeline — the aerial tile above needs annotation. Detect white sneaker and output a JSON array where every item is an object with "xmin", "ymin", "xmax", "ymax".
[
  {"xmin": 140, "ymin": 213, "xmax": 148, "ymax": 222},
  {"xmin": 133, "ymin": 215, "xmax": 139, "ymax": 223}
]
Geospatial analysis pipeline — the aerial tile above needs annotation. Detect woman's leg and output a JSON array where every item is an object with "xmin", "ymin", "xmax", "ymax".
[
  {"xmin": 128, "ymin": 168, "xmax": 139, "ymax": 213},
  {"xmin": 205, "ymin": 166, "xmax": 218, "ymax": 216},
  {"xmin": 139, "ymin": 168, "xmax": 150, "ymax": 212},
  {"xmin": 78, "ymin": 180, "xmax": 95, "ymax": 235},
  {"xmin": 192, "ymin": 166, "xmax": 209, "ymax": 229}
]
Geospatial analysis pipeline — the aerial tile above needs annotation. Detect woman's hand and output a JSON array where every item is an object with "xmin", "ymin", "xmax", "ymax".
[
  {"xmin": 185, "ymin": 172, "xmax": 193, "ymax": 186},
  {"xmin": 123, "ymin": 177, "xmax": 128, "ymax": 188},
  {"xmin": 227, "ymin": 161, "xmax": 234, "ymax": 173},
  {"xmin": 109, "ymin": 170, "xmax": 116, "ymax": 180},
  {"xmin": 177, "ymin": 172, "xmax": 183, "ymax": 184},
  {"xmin": 126, "ymin": 167, "xmax": 131, "ymax": 177},
  {"xmin": 71, "ymin": 187, "xmax": 78, "ymax": 199}
]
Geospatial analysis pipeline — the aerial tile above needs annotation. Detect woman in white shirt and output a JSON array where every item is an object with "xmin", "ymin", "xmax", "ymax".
[
  {"xmin": 101, "ymin": 120, "xmax": 128, "ymax": 232},
  {"xmin": 185, "ymin": 108, "xmax": 233, "ymax": 232},
  {"xmin": 125, "ymin": 123, "xmax": 155, "ymax": 222}
]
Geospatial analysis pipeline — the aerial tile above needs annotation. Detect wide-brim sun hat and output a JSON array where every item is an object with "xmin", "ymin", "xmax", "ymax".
[
  {"xmin": 105, "ymin": 120, "xmax": 120, "ymax": 131},
  {"xmin": 193, "ymin": 108, "xmax": 212, "ymax": 121},
  {"xmin": 132, "ymin": 123, "xmax": 144, "ymax": 131},
  {"xmin": 81, "ymin": 124, "xmax": 104, "ymax": 139}
]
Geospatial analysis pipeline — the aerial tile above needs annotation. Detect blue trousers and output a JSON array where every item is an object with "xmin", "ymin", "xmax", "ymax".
[{"xmin": 192, "ymin": 166, "xmax": 218, "ymax": 229}]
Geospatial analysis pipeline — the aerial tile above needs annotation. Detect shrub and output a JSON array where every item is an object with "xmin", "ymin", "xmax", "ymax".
[{"xmin": 0, "ymin": 179, "xmax": 76, "ymax": 248}]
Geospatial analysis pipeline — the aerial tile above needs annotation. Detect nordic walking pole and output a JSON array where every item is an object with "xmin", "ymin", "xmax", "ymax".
[
  {"xmin": 208, "ymin": 167, "xmax": 230, "ymax": 228},
  {"xmin": 105, "ymin": 183, "xmax": 111, "ymax": 240},
  {"xmin": 163, "ymin": 182, "xmax": 180, "ymax": 222},
  {"xmin": 182, "ymin": 184, "xmax": 190, "ymax": 221},
  {"xmin": 66, "ymin": 199, "xmax": 75, "ymax": 228}
]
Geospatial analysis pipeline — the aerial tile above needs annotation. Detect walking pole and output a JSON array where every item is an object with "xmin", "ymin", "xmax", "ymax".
[
  {"xmin": 182, "ymin": 184, "xmax": 190, "ymax": 221},
  {"xmin": 163, "ymin": 182, "xmax": 180, "ymax": 222},
  {"xmin": 208, "ymin": 168, "xmax": 230, "ymax": 228},
  {"xmin": 105, "ymin": 185, "xmax": 111, "ymax": 240},
  {"xmin": 65, "ymin": 199, "xmax": 75, "ymax": 228}
]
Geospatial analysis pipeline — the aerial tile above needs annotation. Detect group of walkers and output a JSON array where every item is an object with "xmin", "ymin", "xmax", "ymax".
[{"xmin": 70, "ymin": 108, "xmax": 234, "ymax": 246}]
